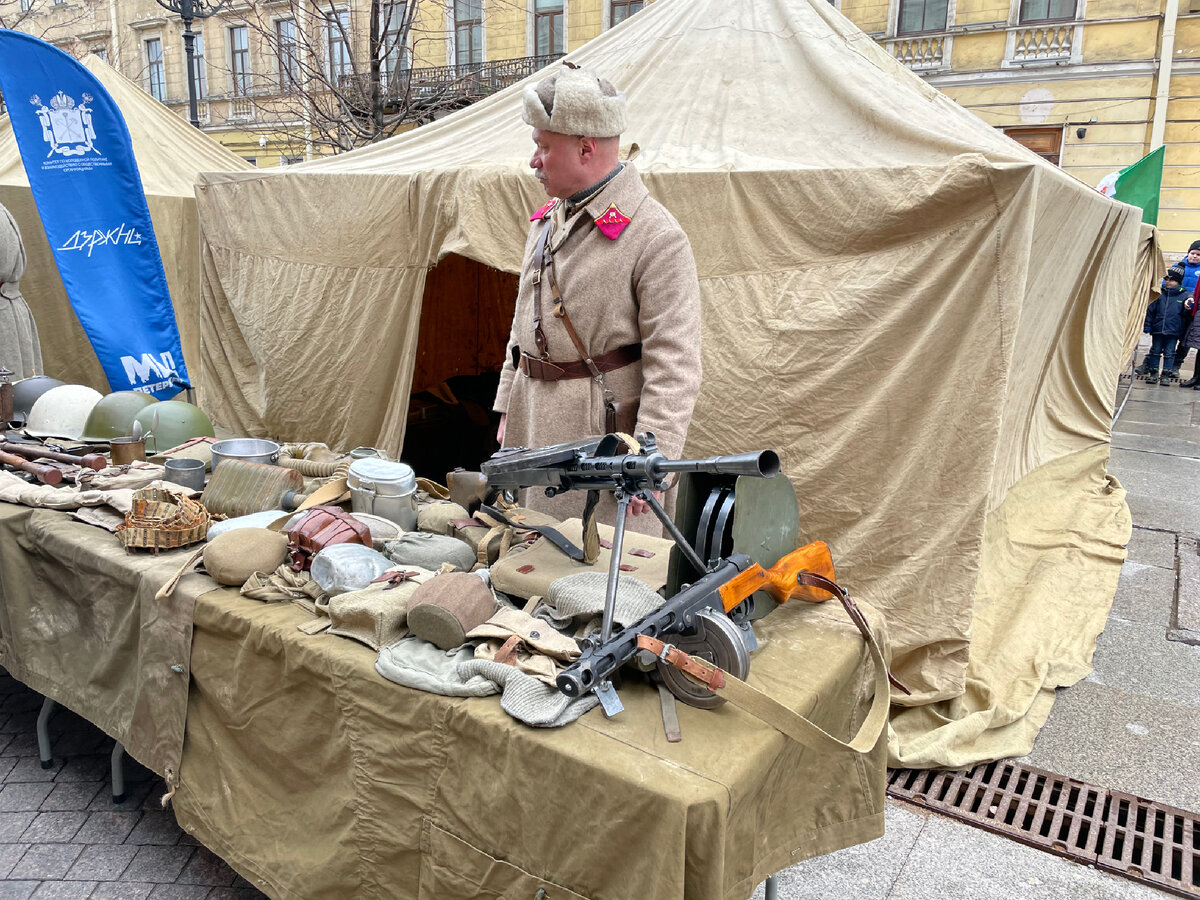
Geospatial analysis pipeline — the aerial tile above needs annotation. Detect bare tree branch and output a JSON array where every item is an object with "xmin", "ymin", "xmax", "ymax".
[{"xmin": 224, "ymin": 0, "xmax": 555, "ymax": 156}]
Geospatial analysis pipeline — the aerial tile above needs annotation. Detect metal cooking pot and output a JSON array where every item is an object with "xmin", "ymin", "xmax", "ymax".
[
  {"xmin": 346, "ymin": 457, "xmax": 417, "ymax": 530},
  {"xmin": 211, "ymin": 438, "xmax": 281, "ymax": 471}
]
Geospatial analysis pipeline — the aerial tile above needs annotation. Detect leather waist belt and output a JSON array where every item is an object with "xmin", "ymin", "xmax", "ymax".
[{"xmin": 517, "ymin": 342, "xmax": 642, "ymax": 382}]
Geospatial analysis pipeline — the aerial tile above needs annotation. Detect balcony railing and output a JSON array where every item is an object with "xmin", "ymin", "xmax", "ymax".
[
  {"xmin": 1008, "ymin": 24, "xmax": 1073, "ymax": 63},
  {"xmin": 195, "ymin": 100, "xmax": 210, "ymax": 125},
  {"xmin": 343, "ymin": 53, "xmax": 565, "ymax": 115},
  {"xmin": 887, "ymin": 34, "xmax": 949, "ymax": 70},
  {"xmin": 228, "ymin": 96, "xmax": 255, "ymax": 122}
]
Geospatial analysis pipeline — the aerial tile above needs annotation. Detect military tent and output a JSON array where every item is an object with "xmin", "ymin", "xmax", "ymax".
[
  {"xmin": 0, "ymin": 54, "xmax": 250, "ymax": 391},
  {"xmin": 194, "ymin": 0, "xmax": 1160, "ymax": 766}
]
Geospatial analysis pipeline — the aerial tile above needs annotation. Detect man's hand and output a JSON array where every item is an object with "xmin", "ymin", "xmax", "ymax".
[
  {"xmin": 497, "ymin": 413, "xmax": 506, "ymax": 445},
  {"xmin": 629, "ymin": 492, "xmax": 661, "ymax": 516}
]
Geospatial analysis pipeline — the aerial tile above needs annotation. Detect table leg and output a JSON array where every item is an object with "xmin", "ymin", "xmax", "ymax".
[
  {"xmin": 111, "ymin": 742, "xmax": 126, "ymax": 803},
  {"xmin": 36, "ymin": 697, "xmax": 56, "ymax": 769},
  {"xmin": 765, "ymin": 873, "xmax": 779, "ymax": 899}
]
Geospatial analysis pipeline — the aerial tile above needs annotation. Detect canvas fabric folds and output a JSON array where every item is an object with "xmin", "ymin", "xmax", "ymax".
[
  {"xmin": 174, "ymin": 587, "xmax": 888, "ymax": 900},
  {"xmin": 194, "ymin": 0, "xmax": 1155, "ymax": 766},
  {"xmin": 0, "ymin": 502, "xmax": 204, "ymax": 782}
]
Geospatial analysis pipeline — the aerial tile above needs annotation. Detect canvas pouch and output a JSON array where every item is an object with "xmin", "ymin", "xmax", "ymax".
[{"xmin": 489, "ymin": 518, "xmax": 672, "ymax": 601}]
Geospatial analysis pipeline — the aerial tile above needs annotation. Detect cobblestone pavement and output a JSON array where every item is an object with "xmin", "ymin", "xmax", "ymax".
[{"xmin": 0, "ymin": 668, "xmax": 268, "ymax": 900}]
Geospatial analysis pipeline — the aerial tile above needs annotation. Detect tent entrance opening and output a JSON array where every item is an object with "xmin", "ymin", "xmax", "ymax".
[{"xmin": 401, "ymin": 253, "xmax": 517, "ymax": 479}]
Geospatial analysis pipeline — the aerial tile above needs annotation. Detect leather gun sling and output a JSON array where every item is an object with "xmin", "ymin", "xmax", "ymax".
[{"xmin": 642, "ymin": 572, "xmax": 896, "ymax": 756}]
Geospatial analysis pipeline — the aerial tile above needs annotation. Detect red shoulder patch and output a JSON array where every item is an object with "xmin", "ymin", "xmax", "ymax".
[
  {"xmin": 530, "ymin": 199, "xmax": 558, "ymax": 222},
  {"xmin": 594, "ymin": 204, "xmax": 631, "ymax": 241}
]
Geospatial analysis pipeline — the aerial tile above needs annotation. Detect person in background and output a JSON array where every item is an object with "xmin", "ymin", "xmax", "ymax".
[
  {"xmin": 1166, "ymin": 241, "xmax": 1200, "ymax": 379},
  {"xmin": 1137, "ymin": 264, "xmax": 1190, "ymax": 385},
  {"xmin": 0, "ymin": 202, "xmax": 43, "ymax": 380}
]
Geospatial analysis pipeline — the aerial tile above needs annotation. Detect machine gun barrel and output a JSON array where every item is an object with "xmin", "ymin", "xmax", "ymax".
[
  {"xmin": 655, "ymin": 450, "xmax": 780, "ymax": 479},
  {"xmin": 545, "ymin": 448, "xmax": 780, "ymax": 494}
]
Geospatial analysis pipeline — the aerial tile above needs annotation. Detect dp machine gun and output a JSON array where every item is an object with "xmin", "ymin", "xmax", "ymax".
[{"xmin": 481, "ymin": 433, "xmax": 840, "ymax": 717}]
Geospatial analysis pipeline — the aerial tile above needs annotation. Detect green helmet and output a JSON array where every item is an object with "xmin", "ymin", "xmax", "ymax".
[
  {"xmin": 133, "ymin": 400, "xmax": 215, "ymax": 454},
  {"xmin": 81, "ymin": 391, "xmax": 158, "ymax": 442},
  {"xmin": 10, "ymin": 376, "xmax": 66, "ymax": 426}
]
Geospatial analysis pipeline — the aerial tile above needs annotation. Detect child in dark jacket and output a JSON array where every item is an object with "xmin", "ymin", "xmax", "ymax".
[{"xmin": 1138, "ymin": 264, "xmax": 1191, "ymax": 384}]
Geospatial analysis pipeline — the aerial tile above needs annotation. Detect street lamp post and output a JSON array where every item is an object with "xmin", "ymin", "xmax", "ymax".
[{"xmin": 152, "ymin": 0, "xmax": 230, "ymax": 128}]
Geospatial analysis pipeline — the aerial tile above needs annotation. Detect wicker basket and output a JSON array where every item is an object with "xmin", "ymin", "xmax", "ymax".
[{"xmin": 118, "ymin": 487, "xmax": 211, "ymax": 553}]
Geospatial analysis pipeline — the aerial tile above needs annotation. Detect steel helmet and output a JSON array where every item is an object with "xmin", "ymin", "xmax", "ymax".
[
  {"xmin": 133, "ymin": 400, "xmax": 215, "ymax": 454},
  {"xmin": 10, "ymin": 376, "xmax": 66, "ymax": 426},
  {"xmin": 81, "ymin": 391, "xmax": 158, "ymax": 442},
  {"xmin": 24, "ymin": 384, "xmax": 104, "ymax": 439}
]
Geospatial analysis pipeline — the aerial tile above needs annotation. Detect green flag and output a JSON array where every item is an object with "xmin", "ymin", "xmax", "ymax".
[{"xmin": 1097, "ymin": 146, "xmax": 1165, "ymax": 225}]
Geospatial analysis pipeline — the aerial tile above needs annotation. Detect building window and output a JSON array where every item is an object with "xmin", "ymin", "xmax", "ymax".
[
  {"xmin": 279, "ymin": 154, "xmax": 305, "ymax": 166},
  {"xmin": 144, "ymin": 37, "xmax": 165, "ymax": 101},
  {"xmin": 90, "ymin": 45, "xmax": 107, "ymax": 62},
  {"xmin": 454, "ymin": 0, "xmax": 482, "ymax": 67},
  {"xmin": 380, "ymin": 2, "xmax": 409, "ymax": 89},
  {"xmin": 897, "ymin": 0, "xmax": 947, "ymax": 33},
  {"xmin": 1002, "ymin": 126, "xmax": 1061, "ymax": 165},
  {"xmin": 229, "ymin": 25, "xmax": 250, "ymax": 95},
  {"xmin": 326, "ymin": 9, "xmax": 351, "ymax": 86},
  {"xmin": 18, "ymin": 0, "xmax": 31, "ymax": 11},
  {"xmin": 190, "ymin": 31, "xmax": 207, "ymax": 99},
  {"xmin": 610, "ymin": 0, "xmax": 642, "ymax": 25},
  {"xmin": 535, "ymin": 0, "xmax": 563, "ymax": 56},
  {"xmin": 1019, "ymin": 0, "xmax": 1074, "ymax": 22},
  {"xmin": 241, "ymin": 156, "xmax": 258, "ymax": 166},
  {"xmin": 276, "ymin": 18, "xmax": 300, "ymax": 90}
]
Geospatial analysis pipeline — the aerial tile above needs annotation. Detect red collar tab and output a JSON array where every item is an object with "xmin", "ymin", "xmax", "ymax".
[
  {"xmin": 594, "ymin": 204, "xmax": 631, "ymax": 241},
  {"xmin": 530, "ymin": 199, "xmax": 558, "ymax": 222}
]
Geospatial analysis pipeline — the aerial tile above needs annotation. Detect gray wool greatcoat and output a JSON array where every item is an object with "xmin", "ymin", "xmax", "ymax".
[
  {"xmin": 0, "ymin": 203, "xmax": 43, "ymax": 380},
  {"xmin": 493, "ymin": 163, "xmax": 702, "ymax": 531}
]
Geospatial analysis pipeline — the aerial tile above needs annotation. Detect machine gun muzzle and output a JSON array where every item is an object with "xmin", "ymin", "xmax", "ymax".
[{"xmin": 653, "ymin": 449, "xmax": 780, "ymax": 480}]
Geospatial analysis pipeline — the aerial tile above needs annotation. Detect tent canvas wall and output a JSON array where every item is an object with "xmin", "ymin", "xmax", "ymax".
[
  {"xmin": 195, "ymin": 0, "xmax": 1158, "ymax": 765},
  {"xmin": 0, "ymin": 54, "xmax": 251, "ymax": 392}
]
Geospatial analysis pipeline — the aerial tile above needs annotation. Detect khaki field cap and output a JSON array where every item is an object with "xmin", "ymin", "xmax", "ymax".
[{"xmin": 522, "ymin": 62, "xmax": 627, "ymax": 137}]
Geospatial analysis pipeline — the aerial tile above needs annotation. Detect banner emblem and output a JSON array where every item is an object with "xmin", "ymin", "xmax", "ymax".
[{"xmin": 31, "ymin": 91, "xmax": 99, "ymax": 158}]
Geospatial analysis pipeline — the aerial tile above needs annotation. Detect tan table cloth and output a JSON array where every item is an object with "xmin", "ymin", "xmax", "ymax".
[{"xmin": 0, "ymin": 500, "xmax": 888, "ymax": 900}]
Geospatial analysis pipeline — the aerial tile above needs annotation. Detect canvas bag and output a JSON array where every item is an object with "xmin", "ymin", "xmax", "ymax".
[{"xmin": 489, "ymin": 517, "xmax": 672, "ymax": 601}]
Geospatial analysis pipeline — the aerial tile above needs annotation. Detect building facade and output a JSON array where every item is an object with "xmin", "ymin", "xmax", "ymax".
[
  {"xmin": 5, "ymin": 0, "xmax": 1194, "ymax": 251},
  {"xmin": 836, "ymin": 0, "xmax": 1199, "ymax": 252},
  {"xmin": 3, "ymin": 0, "xmax": 645, "ymax": 166}
]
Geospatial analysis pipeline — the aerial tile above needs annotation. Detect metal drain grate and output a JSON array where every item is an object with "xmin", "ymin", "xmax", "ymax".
[{"xmin": 887, "ymin": 762, "xmax": 1200, "ymax": 897}]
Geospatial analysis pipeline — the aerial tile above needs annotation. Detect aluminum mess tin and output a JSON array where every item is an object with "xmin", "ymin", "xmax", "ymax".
[
  {"xmin": 211, "ymin": 438, "xmax": 281, "ymax": 471},
  {"xmin": 346, "ymin": 457, "xmax": 418, "ymax": 530}
]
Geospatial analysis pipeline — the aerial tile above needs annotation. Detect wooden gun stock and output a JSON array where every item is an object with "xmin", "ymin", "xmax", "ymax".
[{"xmin": 717, "ymin": 541, "xmax": 837, "ymax": 613}]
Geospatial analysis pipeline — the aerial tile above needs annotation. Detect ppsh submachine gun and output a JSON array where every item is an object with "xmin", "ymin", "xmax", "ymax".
[{"xmin": 482, "ymin": 432, "xmax": 900, "ymax": 717}]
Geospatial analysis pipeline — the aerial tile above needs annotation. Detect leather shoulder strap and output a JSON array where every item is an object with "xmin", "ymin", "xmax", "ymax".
[{"xmin": 531, "ymin": 218, "xmax": 554, "ymax": 358}]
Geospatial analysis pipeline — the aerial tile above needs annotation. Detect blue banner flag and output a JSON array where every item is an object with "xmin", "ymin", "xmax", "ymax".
[{"xmin": 0, "ymin": 30, "xmax": 189, "ymax": 398}]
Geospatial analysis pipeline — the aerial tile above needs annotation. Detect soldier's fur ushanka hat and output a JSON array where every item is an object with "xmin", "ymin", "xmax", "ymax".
[{"xmin": 522, "ymin": 62, "xmax": 627, "ymax": 138}]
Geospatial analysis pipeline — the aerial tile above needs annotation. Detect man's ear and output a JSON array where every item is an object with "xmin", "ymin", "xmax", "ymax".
[{"xmin": 578, "ymin": 136, "xmax": 597, "ymax": 160}]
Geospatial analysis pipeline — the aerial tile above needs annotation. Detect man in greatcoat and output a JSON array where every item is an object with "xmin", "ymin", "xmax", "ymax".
[{"xmin": 493, "ymin": 64, "xmax": 702, "ymax": 532}]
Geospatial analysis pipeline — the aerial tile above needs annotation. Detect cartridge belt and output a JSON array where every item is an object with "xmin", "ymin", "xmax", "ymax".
[{"xmin": 517, "ymin": 342, "xmax": 641, "ymax": 382}]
